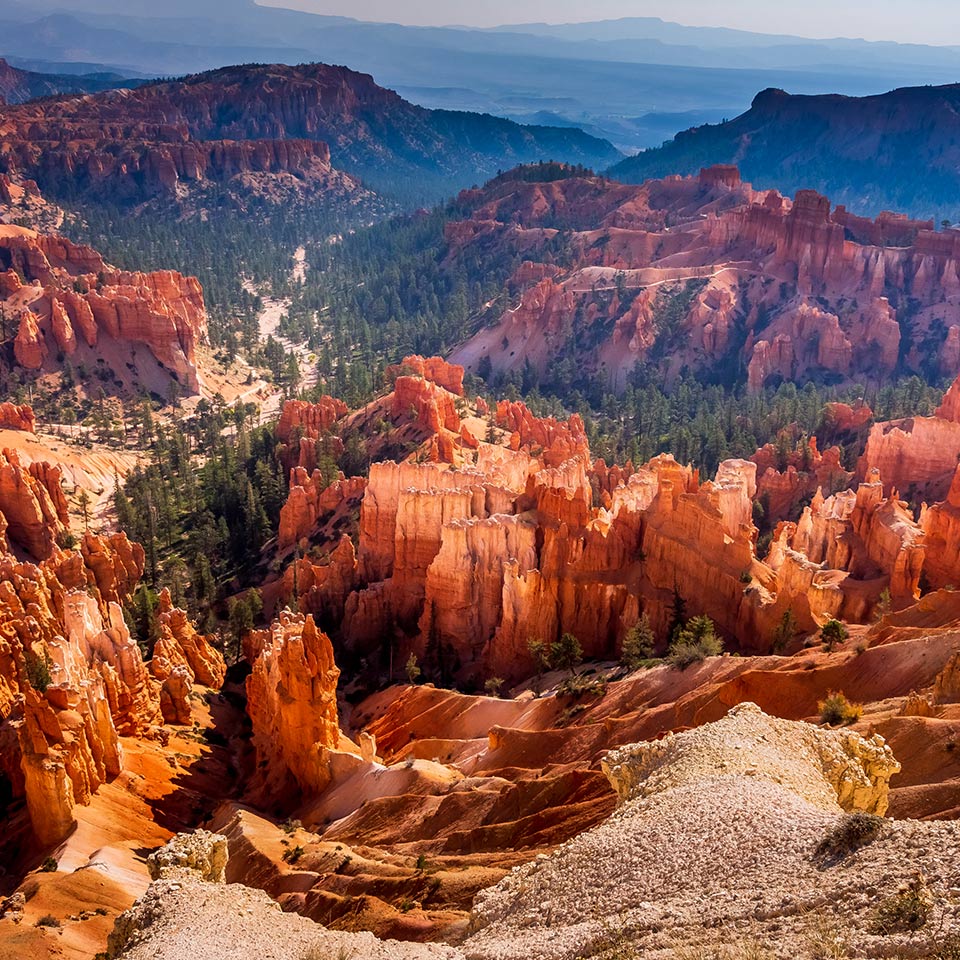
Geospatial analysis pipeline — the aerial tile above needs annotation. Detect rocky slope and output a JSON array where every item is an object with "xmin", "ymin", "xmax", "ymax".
[
  {"xmin": 466, "ymin": 703, "xmax": 958, "ymax": 960},
  {"xmin": 0, "ymin": 62, "xmax": 619, "ymax": 208},
  {"xmin": 444, "ymin": 165, "xmax": 960, "ymax": 394},
  {"xmin": 609, "ymin": 83, "xmax": 960, "ymax": 221},
  {"xmin": 105, "ymin": 705, "xmax": 960, "ymax": 960}
]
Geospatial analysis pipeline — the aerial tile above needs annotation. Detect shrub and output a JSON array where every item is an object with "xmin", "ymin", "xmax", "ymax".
[
  {"xmin": 405, "ymin": 653, "xmax": 421, "ymax": 684},
  {"xmin": 56, "ymin": 530, "xmax": 78, "ymax": 550},
  {"xmin": 25, "ymin": 651, "xmax": 53, "ymax": 693},
  {"xmin": 484, "ymin": 677, "xmax": 504, "ymax": 698},
  {"xmin": 39, "ymin": 856, "xmax": 58, "ymax": 873},
  {"xmin": 282, "ymin": 845, "xmax": 304, "ymax": 864},
  {"xmin": 873, "ymin": 588, "xmax": 892, "ymax": 622},
  {"xmin": 771, "ymin": 610, "xmax": 798, "ymax": 653},
  {"xmin": 281, "ymin": 818, "xmax": 301, "ymax": 835},
  {"xmin": 920, "ymin": 935, "xmax": 960, "ymax": 960},
  {"xmin": 668, "ymin": 616, "xmax": 722, "ymax": 668},
  {"xmin": 551, "ymin": 632, "xmax": 583, "ymax": 676},
  {"xmin": 301, "ymin": 948, "xmax": 354, "ymax": 960},
  {"xmin": 872, "ymin": 873, "xmax": 933, "ymax": 934},
  {"xmin": 622, "ymin": 614, "xmax": 656, "ymax": 668},
  {"xmin": 527, "ymin": 636, "xmax": 551, "ymax": 693},
  {"xmin": 557, "ymin": 674, "xmax": 606, "ymax": 698},
  {"xmin": 35, "ymin": 914, "xmax": 60, "ymax": 928},
  {"xmin": 820, "ymin": 619, "xmax": 849, "ymax": 651},
  {"xmin": 818, "ymin": 691, "xmax": 862, "ymax": 726},
  {"xmin": 815, "ymin": 812, "xmax": 884, "ymax": 861}
]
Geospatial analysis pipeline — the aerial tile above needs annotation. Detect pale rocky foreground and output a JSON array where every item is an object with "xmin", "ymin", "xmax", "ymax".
[{"xmin": 109, "ymin": 704, "xmax": 960, "ymax": 960}]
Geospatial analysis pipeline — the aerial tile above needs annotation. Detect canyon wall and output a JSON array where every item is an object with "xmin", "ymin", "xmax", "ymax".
[
  {"xmin": 0, "ymin": 457, "xmax": 224, "ymax": 843},
  {"xmin": 287, "ymin": 371, "xmax": 960, "ymax": 685}
]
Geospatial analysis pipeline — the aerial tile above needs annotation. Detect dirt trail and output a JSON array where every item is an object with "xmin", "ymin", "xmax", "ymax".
[{"xmin": 239, "ymin": 245, "xmax": 319, "ymax": 424}]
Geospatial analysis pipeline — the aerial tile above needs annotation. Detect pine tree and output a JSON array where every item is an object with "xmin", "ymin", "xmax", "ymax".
[
  {"xmin": 668, "ymin": 586, "xmax": 687, "ymax": 642},
  {"xmin": 405, "ymin": 653, "xmax": 421, "ymax": 684},
  {"xmin": 551, "ymin": 632, "xmax": 583, "ymax": 677},
  {"xmin": 622, "ymin": 613, "xmax": 656, "ymax": 668}
]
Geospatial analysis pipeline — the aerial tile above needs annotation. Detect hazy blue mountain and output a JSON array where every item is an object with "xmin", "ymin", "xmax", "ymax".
[
  {"xmin": 609, "ymin": 85, "xmax": 960, "ymax": 221},
  {"xmin": 0, "ymin": 56, "xmax": 140, "ymax": 102},
  {"xmin": 2, "ymin": 1, "xmax": 960, "ymax": 149}
]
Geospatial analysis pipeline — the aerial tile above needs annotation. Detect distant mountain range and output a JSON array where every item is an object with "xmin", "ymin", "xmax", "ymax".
[
  {"xmin": 0, "ymin": 56, "xmax": 139, "ymax": 103},
  {"xmin": 610, "ymin": 85, "xmax": 960, "ymax": 221},
  {"xmin": 5, "ymin": 5, "xmax": 960, "ymax": 218},
  {"xmin": 2, "ymin": 0, "xmax": 960, "ymax": 150},
  {"xmin": 0, "ymin": 61, "xmax": 621, "ymax": 207}
]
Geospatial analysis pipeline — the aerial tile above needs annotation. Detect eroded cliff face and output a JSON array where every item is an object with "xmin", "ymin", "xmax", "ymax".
[
  {"xmin": 0, "ymin": 448, "xmax": 225, "ymax": 845},
  {"xmin": 446, "ymin": 167, "xmax": 960, "ymax": 394},
  {"xmin": 0, "ymin": 84, "xmax": 369, "ymax": 208},
  {"xmin": 0, "ymin": 216, "xmax": 208, "ymax": 392},
  {"xmin": 0, "ymin": 447, "xmax": 69, "ymax": 559},
  {"xmin": 278, "ymin": 371, "xmax": 960, "ymax": 685},
  {"xmin": 245, "ymin": 612, "xmax": 342, "ymax": 803},
  {"xmin": 0, "ymin": 536, "xmax": 137, "ymax": 844}
]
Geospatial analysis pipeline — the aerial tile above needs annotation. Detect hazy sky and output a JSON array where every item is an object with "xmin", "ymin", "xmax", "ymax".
[{"xmin": 257, "ymin": 0, "xmax": 960, "ymax": 45}]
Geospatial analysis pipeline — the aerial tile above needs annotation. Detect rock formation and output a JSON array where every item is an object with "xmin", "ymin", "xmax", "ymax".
[
  {"xmin": 921, "ymin": 465, "xmax": 960, "ymax": 590},
  {"xmin": 277, "ymin": 471, "xmax": 366, "ymax": 550},
  {"xmin": 150, "ymin": 589, "xmax": 226, "ymax": 691},
  {"xmin": 0, "ymin": 450, "xmax": 223, "ymax": 845},
  {"xmin": 938, "ymin": 372, "xmax": 960, "ymax": 423},
  {"xmin": 0, "ymin": 448, "xmax": 69, "ymax": 559},
  {"xmin": 385, "ymin": 354, "xmax": 465, "ymax": 395},
  {"xmin": 146, "ymin": 830, "xmax": 229, "ymax": 883},
  {"xmin": 276, "ymin": 396, "xmax": 348, "ymax": 472},
  {"xmin": 261, "ymin": 370, "xmax": 960, "ymax": 682},
  {"xmin": 751, "ymin": 436, "xmax": 851, "ymax": 524},
  {"xmin": 768, "ymin": 471, "xmax": 926, "ymax": 614},
  {"xmin": 0, "ymin": 220, "xmax": 208, "ymax": 392},
  {"xmin": 273, "ymin": 535, "xmax": 360, "ymax": 623},
  {"xmin": 245, "ymin": 612, "xmax": 342, "ymax": 802},
  {"xmin": 446, "ymin": 166, "xmax": 960, "ymax": 395},
  {"xmin": 860, "ymin": 415, "xmax": 960, "ymax": 503},
  {"xmin": 0, "ymin": 402, "xmax": 35, "ymax": 433},
  {"xmin": 601, "ymin": 701, "xmax": 899, "ymax": 814}
]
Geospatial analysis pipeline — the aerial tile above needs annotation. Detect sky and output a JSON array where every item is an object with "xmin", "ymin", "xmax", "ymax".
[{"xmin": 257, "ymin": 0, "xmax": 960, "ymax": 45}]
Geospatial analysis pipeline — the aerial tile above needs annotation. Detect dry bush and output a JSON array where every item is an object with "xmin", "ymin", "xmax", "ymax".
[
  {"xmin": 815, "ymin": 812, "xmax": 884, "ymax": 861},
  {"xmin": 803, "ymin": 915, "xmax": 850, "ymax": 960},
  {"xmin": 818, "ymin": 691, "xmax": 862, "ymax": 726},
  {"xmin": 871, "ymin": 873, "xmax": 934, "ymax": 935}
]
